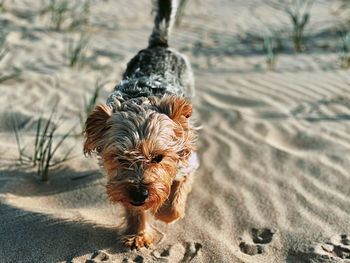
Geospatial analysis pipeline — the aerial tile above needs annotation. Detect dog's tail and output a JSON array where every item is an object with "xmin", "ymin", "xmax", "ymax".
[{"xmin": 148, "ymin": 0, "xmax": 178, "ymax": 48}]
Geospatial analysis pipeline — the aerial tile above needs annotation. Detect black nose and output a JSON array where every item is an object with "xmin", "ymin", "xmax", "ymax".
[{"xmin": 129, "ymin": 187, "xmax": 149, "ymax": 206}]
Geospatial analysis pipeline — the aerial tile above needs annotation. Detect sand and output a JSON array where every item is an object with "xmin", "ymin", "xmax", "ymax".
[{"xmin": 1, "ymin": 0, "xmax": 350, "ymax": 262}]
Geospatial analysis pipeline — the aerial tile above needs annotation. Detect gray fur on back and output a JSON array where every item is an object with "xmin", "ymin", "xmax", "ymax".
[
  {"xmin": 107, "ymin": 47, "xmax": 194, "ymax": 109},
  {"xmin": 106, "ymin": 0, "xmax": 194, "ymax": 110}
]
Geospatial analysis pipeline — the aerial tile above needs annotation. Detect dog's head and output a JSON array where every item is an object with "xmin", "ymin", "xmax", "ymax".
[{"xmin": 84, "ymin": 95, "xmax": 196, "ymax": 211}]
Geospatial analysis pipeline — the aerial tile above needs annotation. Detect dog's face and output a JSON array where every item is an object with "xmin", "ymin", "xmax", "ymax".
[{"xmin": 84, "ymin": 96, "xmax": 195, "ymax": 211}]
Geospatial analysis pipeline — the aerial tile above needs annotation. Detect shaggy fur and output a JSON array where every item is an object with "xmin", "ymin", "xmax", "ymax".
[{"xmin": 84, "ymin": 0, "xmax": 198, "ymax": 249}]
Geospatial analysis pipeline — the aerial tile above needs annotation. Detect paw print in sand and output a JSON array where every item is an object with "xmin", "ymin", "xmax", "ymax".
[
  {"xmin": 85, "ymin": 250, "xmax": 109, "ymax": 263},
  {"xmin": 315, "ymin": 234, "xmax": 350, "ymax": 260},
  {"xmin": 151, "ymin": 242, "xmax": 202, "ymax": 262},
  {"xmin": 239, "ymin": 228, "xmax": 276, "ymax": 255}
]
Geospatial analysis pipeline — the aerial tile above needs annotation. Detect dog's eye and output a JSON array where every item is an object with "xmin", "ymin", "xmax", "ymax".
[{"xmin": 151, "ymin": 154, "xmax": 163, "ymax": 163}]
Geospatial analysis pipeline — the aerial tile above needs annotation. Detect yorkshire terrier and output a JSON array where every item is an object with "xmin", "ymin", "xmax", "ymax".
[{"xmin": 83, "ymin": 0, "xmax": 198, "ymax": 249}]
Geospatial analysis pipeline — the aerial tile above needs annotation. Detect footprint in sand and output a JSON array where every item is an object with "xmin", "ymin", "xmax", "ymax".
[
  {"xmin": 288, "ymin": 234, "xmax": 350, "ymax": 262},
  {"xmin": 133, "ymin": 255, "xmax": 144, "ymax": 263},
  {"xmin": 315, "ymin": 234, "xmax": 350, "ymax": 260},
  {"xmin": 85, "ymin": 250, "xmax": 110, "ymax": 263},
  {"xmin": 151, "ymin": 242, "xmax": 202, "ymax": 262},
  {"xmin": 239, "ymin": 228, "xmax": 276, "ymax": 256},
  {"xmin": 83, "ymin": 242, "xmax": 202, "ymax": 263}
]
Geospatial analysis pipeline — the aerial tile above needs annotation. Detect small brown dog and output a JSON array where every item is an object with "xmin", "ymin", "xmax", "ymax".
[{"xmin": 84, "ymin": 0, "xmax": 198, "ymax": 249}]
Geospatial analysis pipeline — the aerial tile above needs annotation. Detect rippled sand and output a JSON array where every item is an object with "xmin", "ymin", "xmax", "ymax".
[{"xmin": 1, "ymin": 0, "xmax": 350, "ymax": 262}]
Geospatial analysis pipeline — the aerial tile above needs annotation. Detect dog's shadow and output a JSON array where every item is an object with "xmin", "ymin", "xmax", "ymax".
[
  {"xmin": 0, "ymin": 202, "xmax": 126, "ymax": 263},
  {"xmin": 0, "ymin": 167, "xmax": 129, "ymax": 262}
]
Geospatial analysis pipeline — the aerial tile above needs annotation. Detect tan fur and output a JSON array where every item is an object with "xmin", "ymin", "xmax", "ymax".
[
  {"xmin": 122, "ymin": 209, "xmax": 154, "ymax": 249},
  {"xmin": 84, "ymin": 95, "xmax": 197, "ymax": 249},
  {"xmin": 155, "ymin": 172, "xmax": 194, "ymax": 223},
  {"xmin": 83, "ymin": 104, "xmax": 112, "ymax": 155}
]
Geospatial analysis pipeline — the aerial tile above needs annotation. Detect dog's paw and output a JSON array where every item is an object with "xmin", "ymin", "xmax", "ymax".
[{"xmin": 122, "ymin": 232, "xmax": 154, "ymax": 250}]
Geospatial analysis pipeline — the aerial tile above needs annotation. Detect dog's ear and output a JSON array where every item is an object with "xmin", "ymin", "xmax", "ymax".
[
  {"xmin": 157, "ymin": 96, "xmax": 195, "ymax": 160},
  {"xmin": 157, "ymin": 96, "xmax": 192, "ymax": 128},
  {"xmin": 84, "ymin": 104, "xmax": 112, "ymax": 155}
]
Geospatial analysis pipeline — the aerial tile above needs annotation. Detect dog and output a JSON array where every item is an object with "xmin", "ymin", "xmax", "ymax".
[{"xmin": 83, "ymin": 0, "xmax": 198, "ymax": 249}]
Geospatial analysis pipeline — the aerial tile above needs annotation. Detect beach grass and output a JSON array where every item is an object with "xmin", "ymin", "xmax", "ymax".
[
  {"xmin": 12, "ymin": 104, "xmax": 76, "ymax": 181},
  {"xmin": 263, "ymin": 35, "xmax": 277, "ymax": 69},
  {"xmin": 79, "ymin": 78, "xmax": 107, "ymax": 131},
  {"xmin": 67, "ymin": 33, "xmax": 90, "ymax": 67},
  {"xmin": 340, "ymin": 31, "xmax": 350, "ymax": 68},
  {"xmin": 268, "ymin": 0, "xmax": 314, "ymax": 52}
]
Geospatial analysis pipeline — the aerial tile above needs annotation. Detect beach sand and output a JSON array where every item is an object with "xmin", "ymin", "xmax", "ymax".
[{"xmin": 1, "ymin": 0, "xmax": 350, "ymax": 262}]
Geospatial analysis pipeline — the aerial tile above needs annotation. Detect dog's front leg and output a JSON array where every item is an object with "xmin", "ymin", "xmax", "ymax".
[
  {"xmin": 155, "ymin": 172, "xmax": 194, "ymax": 224},
  {"xmin": 122, "ymin": 208, "xmax": 154, "ymax": 249}
]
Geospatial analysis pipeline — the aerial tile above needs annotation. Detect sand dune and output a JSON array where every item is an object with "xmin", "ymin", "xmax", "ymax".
[{"xmin": 1, "ymin": 0, "xmax": 350, "ymax": 262}]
